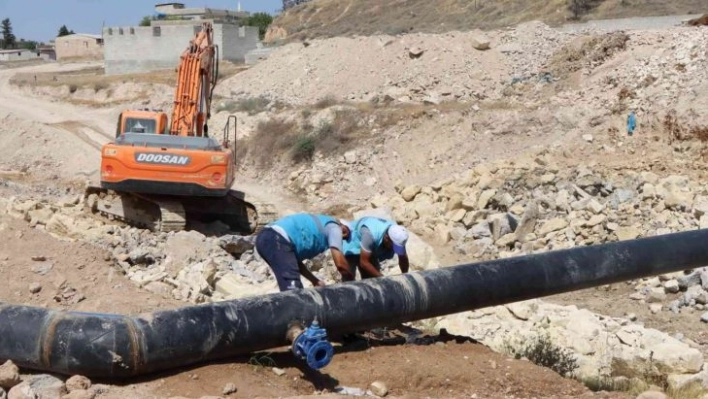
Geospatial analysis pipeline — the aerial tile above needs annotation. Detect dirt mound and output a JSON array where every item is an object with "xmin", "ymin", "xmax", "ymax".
[
  {"xmin": 688, "ymin": 13, "xmax": 708, "ymax": 26},
  {"xmin": 546, "ymin": 32, "xmax": 630, "ymax": 76},
  {"xmin": 272, "ymin": 0, "xmax": 703, "ymax": 42}
]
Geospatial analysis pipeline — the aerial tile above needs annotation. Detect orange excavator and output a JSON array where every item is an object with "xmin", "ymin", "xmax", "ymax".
[{"xmin": 84, "ymin": 22, "xmax": 276, "ymax": 233}]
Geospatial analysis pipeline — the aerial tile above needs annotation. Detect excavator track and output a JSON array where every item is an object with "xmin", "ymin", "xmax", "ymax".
[{"xmin": 83, "ymin": 185, "xmax": 277, "ymax": 235}]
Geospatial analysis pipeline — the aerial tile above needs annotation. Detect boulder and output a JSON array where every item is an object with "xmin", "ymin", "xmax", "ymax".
[
  {"xmin": 163, "ymin": 231, "xmax": 210, "ymax": 277},
  {"xmin": 0, "ymin": 361, "xmax": 20, "ymax": 390},
  {"xmin": 8, "ymin": 374, "xmax": 65, "ymax": 399}
]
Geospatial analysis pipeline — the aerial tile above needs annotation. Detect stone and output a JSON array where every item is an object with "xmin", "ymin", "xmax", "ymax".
[
  {"xmin": 650, "ymin": 304, "xmax": 662, "ymax": 314},
  {"xmin": 61, "ymin": 390, "xmax": 96, "ymax": 399},
  {"xmin": 477, "ymin": 189, "xmax": 496, "ymax": 210},
  {"xmin": 616, "ymin": 226, "xmax": 640, "ymax": 241},
  {"xmin": 272, "ymin": 367, "xmax": 286, "ymax": 376},
  {"xmin": 28, "ymin": 283, "xmax": 41, "ymax": 294},
  {"xmin": 647, "ymin": 287, "xmax": 667, "ymax": 303},
  {"xmin": 471, "ymin": 34, "xmax": 491, "ymax": 51},
  {"xmin": 586, "ymin": 215, "xmax": 606, "ymax": 227},
  {"xmin": 0, "ymin": 361, "xmax": 20, "ymax": 390},
  {"xmin": 406, "ymin": 231, "xmax": 441, "ymax": 271},
  {"xmin": 470, "ymin": 221, "xmax": 492, "ymax": 239},
  {"xmin": 701, "ymin": 312, "xmax": 708, "ymax": 323},
  {"xmin": 8, "ymin": 374, "xmax": 66, "ymax": 399},
  {"xmin": 663, "ymin": 279, "xmax": 680, "ymax": 294},
  {"xmin": 538, "ymin": 218, "xmax": 568, "ymax": 236},
  {"xmin": 218, "ymin": 235, "xmax": 254, "ymax": 256},
  {"xmin": 582, "ymin": 134, "xmax": 593, "ymax": 142},
  {"xmin": 693, "ymin": 196, "xmax": 708, "ymax": 218},
  {"xmin": 65, "ymin": 376, "xmax": 91, "ymax": 392},
  {"xmin": 585, "ymin": 199, "xmax": 604, "ymax": 214},
  {"xmin": 679, "ymin": 271, "xmax": 702, "ymax": 290},
  {"xmin": 635, "ymin": 392, "xmax": 667, "ymax": 399},
  {"xmin": 370, "ymin": 380, "xmax": 388, "ymax": 397},
  {"xmin": 651, "ymin": 341, "xmax": 703, "ymax": 374},
  {"xmin": 343, "ymin": 150, "xmax": 357, "ymax": 164},
  {"xmin": 222, "ymin": 383, "xmax": 237, "ymax": 395},
  {"xmin": 401, "ymin": 185, "xmax": 422, "ymax": 202},
  {"xmin": 163, "ymin": 231, "xmax": 210, "ymax": 277},
  {"xmin": 215, "ymin": 274, "xmax": 274, "ymax": 299}
]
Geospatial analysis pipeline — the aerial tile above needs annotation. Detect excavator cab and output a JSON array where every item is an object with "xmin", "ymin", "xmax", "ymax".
[{"xmin": 115, "ymin": 110, "xmax": 169, "ymax": 137}]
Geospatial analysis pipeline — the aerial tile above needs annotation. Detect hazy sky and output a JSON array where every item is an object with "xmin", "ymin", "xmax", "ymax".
[{"xmin": 0, "ymin": 0, "xmax": 282, "ymax": 42}]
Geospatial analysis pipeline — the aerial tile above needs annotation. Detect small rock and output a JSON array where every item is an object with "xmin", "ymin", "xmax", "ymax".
[
  {"xmin": 409, "ymin": 47, "xmax": 424, "ymax": 58},
  {"xmin": 471, "ymin": 34, "xmax": 491, "ymax": 51},
  {"xmin": 272, "ymin": 367, "xmax": 286, "ymax": 376},
  {"xmin": 626, "ymin": 313, "xmax": 637, "ymax": 321},
  {"xmin": 65, "ymin": 375, "xmax": 91, "ymax": 392},
  {"xmin": 647, "ymin": 287, "xmax": 666, "ymax": 303},
  {"xmin": 650, "ymin": 304, "xmax": 662, "ymax": 314},
  {"xmin": 370, "ymin": 381, "xmax": 388, "ymax": 397},
  {"xmin": 636, "ymin": 391, "xmax": 667, "ymax": 399},
  {"xmin": 61, "ymin": 389, "xmax": 96, "ymax": 399},
  {"xmin": 222, "ymin": 383, "xmax": 237, "ymax": 395},
  {"xmin": 582, "ymin": 134, "xmax": 594, "ymax": 142},
  {"xmin": 663, "ymin": 280, "xmax": 680, "ymax": 294},
  {"xmin": 31, "ymin": 256, "xmax": 46, "ymax": 261},
  {"xmin": 28, "ymin": 283, "xmax": 42, "ymax": 294},
  {"xmin": 701, "ymin": 312, "xmax": 708, "ymax": 323},
  {"xmin": 0, "ymin": 361, "xmax": 20, "ymax": 389}
]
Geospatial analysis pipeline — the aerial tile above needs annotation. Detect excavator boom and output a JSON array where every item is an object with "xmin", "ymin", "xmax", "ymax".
[{"xmin": 170, "ymin": 23, "xmax": 218, "ymax": 137}]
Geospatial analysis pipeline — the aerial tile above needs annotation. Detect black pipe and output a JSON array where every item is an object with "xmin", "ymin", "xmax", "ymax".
[{"xmin": 2, "ymin": 228, "xmax": 708, "ymax": 378}]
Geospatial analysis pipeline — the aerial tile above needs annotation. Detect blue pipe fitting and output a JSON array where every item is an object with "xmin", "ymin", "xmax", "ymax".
[{"xmin": 290, "ymin": 319, "xmax": 334, "ymax": 370}]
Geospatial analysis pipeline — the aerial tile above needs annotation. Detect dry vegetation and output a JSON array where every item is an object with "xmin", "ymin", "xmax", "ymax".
[{"xmin": 271, "ymin": 0, "xmax": 705, "ymax": 42}]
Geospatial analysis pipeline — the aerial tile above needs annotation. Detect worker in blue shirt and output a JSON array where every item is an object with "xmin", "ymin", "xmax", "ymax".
[
  {"xmin": 627, "ymin": 110, "xmax": 637, "ymax": 136},
  {"xmin": 255, "ymin": 213, "xmax": 354, "ymax": 291},
  {"xmin": 341, "ymin": 217, "xmax": 410, "ymax": 280}
]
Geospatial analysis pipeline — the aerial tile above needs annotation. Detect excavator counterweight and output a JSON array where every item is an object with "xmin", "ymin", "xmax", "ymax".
[{"xmin": 84, "ymin": 22, "xmax": 277, "ymax": 234}]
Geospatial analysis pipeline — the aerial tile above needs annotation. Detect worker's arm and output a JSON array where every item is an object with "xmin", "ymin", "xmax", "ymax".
[
  {"xmin": 358, "ymin": 227, "xmax": 384, "ymax": 278},
  {"xmin": 330, "ymin": 248, "xmax": 355, "ymax": 281},
  {"xmin": 359, "ymin": 250, "xmax": 384, "ymax": 278},
  {"xmin": 398, "ymin": 254, "xmax": 410, "ymax": 274},
  {"xmin": 324, "ymin": 223, "xmax": 355, "ymax": 281},
  {"xmin": 298, "ymin": 261, "xmax": 325, "ymax": 287}
]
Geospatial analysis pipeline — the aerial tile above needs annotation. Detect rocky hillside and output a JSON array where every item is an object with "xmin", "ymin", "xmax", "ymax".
[{"xmin": 268, "ymin": 0, "xmax": 705, "ymax": 42}]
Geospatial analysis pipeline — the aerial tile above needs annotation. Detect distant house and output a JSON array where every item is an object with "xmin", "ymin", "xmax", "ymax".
[
  {"xmin": 55, "ymin": 33, "xmax": 104, "ymax": 61},
  {"xmin": 0, "ymin": 48, "xmax": 47, "ymax": 62}
]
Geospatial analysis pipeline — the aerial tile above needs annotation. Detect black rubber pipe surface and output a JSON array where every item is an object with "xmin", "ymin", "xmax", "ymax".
[{"xmin": 1, "ymin": 228, "xmax": 708, "ymax": 378}]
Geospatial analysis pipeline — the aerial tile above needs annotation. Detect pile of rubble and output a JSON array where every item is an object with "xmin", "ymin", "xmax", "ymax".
[
  {"xmin": 0, "ymin": 360, "xmax": 101, "ymax": 399},
  {"xmin": 365, "ymin": 157, "xmax": 708, "ymax": 320},
  {"xmin": 0, "ymin": 195, "xmax": 281, "ymax": 304},
  {"xmin": 436, "ymin": 299, "xmax": 707, "ymax": 390}
]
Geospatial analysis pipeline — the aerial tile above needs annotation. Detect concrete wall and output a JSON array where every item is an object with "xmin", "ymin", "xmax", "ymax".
[
  {"xmin": 104, "ymin": 23, "xmax": 259, "ymax": 75},
  {"xmin": 215, "ymin": 25, "xmax": 259, "ymax": 64},
  {"xmin": 0, "ymin": 50, "xmax": 47, "ymax": 62},
  {"xmin": 55, "ymin": 35, "xmax": 103, "ymax": 61}
]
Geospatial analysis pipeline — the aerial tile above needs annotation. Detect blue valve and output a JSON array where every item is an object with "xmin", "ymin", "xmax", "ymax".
[{"xmin": 291, "ymin": 319, "xmax": 334, "ymax": 370}]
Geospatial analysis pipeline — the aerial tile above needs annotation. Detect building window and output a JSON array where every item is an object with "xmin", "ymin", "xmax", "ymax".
[{"xmin": 153, "ymin": 26, "xmax": 161, "ymax": 37}]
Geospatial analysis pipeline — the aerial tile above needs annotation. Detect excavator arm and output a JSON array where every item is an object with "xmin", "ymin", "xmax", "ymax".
[{"xmin": 170, "ymin": 22, "xmax": 219, "ymax": 137}]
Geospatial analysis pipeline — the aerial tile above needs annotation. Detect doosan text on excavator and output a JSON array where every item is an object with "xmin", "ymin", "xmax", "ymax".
[{"xmin": 84, "ymin": 21, "xmax": 276, "ymax": 233}]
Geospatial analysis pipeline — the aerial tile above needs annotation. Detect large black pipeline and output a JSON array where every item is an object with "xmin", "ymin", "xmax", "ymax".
[{"xmin": 2, "ymin": 228, "xmax": 708, "ymax": 378}]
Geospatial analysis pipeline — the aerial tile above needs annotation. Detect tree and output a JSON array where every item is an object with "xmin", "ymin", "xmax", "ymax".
[
  {"xmin": 57, "ymin": 25, "xmax": 75, "ymax": 37},
  {"xmin": 1, "ymin": 18, "xmax": 16, "ymax": 49},
  {"xmin": 567, "ymin": 0, "xmax": 603, "ymax": 20},
  {"xmin": 245, "ymin": 12, "xmax": 273, "ymax": 40},
  {"xmin": 139, "ymin": 16, "xmax": 152, "ymax": 27}
]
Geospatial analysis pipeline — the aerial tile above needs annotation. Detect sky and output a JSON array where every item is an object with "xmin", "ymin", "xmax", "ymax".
[{"xmin": 0, "ymin": 0, "xmax": 282, "ymax": 42}]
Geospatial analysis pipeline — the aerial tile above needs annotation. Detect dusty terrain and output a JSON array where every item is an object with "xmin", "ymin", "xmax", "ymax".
[
  {"xmin": 268, "ymin": 0, "xmax": 704, "ymax": 42},
  {"xmin": 2, "ymin": 9, "xmax": 708, "ymax": 399}
]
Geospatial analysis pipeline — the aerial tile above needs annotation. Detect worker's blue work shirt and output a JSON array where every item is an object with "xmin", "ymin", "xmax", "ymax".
[
  {"xmin": 343, "ymin": 217, "xmax": 398, "ymax": 261},
  {"xmin": 269, "ymin": 213, "xmax": 343, "ymax": 261}
]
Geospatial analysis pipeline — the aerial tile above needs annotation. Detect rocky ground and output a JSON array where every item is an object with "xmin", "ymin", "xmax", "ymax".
[{"xmin": 2, "ymin": 16, "xmax": 708, "ymax": 399}]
